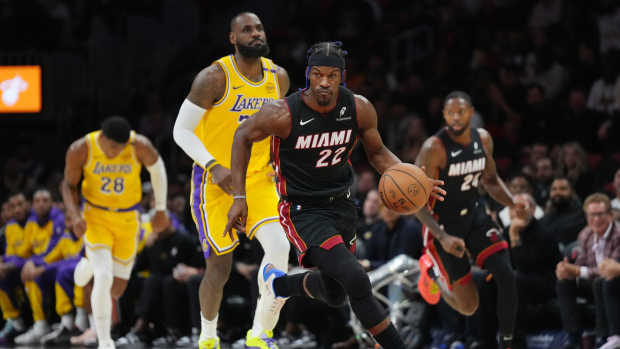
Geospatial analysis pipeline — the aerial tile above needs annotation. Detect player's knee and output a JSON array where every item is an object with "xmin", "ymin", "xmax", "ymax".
[
  {"xmin": 204, "ymin": 258, "xmax": 232, "ymax": 288},
  {"xmin": 337, "ymin": 261, "xmax": 372, "ymax": 300},
  {"xmin": 93, "ymin": 269, "xmax": 113, "ymax": 291},
  {"xmin": 324, "ymin": 286, "xmax": 347, "ymax": 307}
]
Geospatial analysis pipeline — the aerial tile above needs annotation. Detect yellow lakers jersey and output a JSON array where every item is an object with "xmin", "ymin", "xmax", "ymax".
[
  {"xmin": 4, "ymin": 220, "xmax": 31, "ymax": 259},
  {"xmin": 81, "ymin": 130, "xmax": 142, "ymax": 209},
  {"xmin": 26, "ymin": 207, "xmax": 65, "ymax": 257},
  {"xmin": 194, "ymin": 55, "xmax": 281, "ymax": 175}
]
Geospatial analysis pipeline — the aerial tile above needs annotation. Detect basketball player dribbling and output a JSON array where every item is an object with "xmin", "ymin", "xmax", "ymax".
[
  {"xmin": 416, "ymin": 91, "xmax": 518, "ymax": 349},
  {"xmin": 225, "ymin": 41, "xmax": 455, "ymax": 349}
]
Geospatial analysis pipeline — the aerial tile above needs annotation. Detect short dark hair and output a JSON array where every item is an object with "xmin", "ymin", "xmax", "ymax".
[
  {"xmin": 307, "ymin": 41, "xmax": 348, "ymax": 65},
  {"xmin": 101, "ymin": 116, "xmax": 131, "ymax": 144},
  {"xmin": 230, "ymin": 12, "xmax": 257, "ymax": 31},
  {"xmin": 444, "ymin": 91, "xmax": 472, "ymax": 107}
]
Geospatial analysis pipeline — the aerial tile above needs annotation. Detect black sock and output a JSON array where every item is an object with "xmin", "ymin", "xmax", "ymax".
[
  {"xmin": 273, "ymin": 272, "xmax": 307, "ymax": 298},
  {"xmin": 373, "ymin": 323, "xmax": 406, "ymax": 349}
]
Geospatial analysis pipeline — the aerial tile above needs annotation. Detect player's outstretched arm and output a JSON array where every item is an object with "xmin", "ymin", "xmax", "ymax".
[
  {"xmin": 224, "ymin": 99, "xmax": 291, "ymax": 237},
  {"xmin": 416, "ymin": 137, "xmax": 465, "ymax": 258},
  {"xmin": 60, "ymin": 138, "xmax": 87, "ymax": 237},
  {"xmin": 478, "ymin": 129, "xmax": 514, "ymax": 208},
  {"xmin": 135, "ymin": 134, "xmax": 170, "ymax": 233}
]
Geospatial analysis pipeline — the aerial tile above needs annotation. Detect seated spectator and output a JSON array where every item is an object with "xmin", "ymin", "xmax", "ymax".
[
  {"xmin": 358, "ymin": 205, "xmax": 423, "ymax": 272},
  {"xmin": 15, "ymin": 189, "xmax": 66, "ymax": 344},
  {"xmin": 557, "ymin": 142, "xmax": 595, "ymax": 201},
  {"xmin": 555, "ymin": 193, "xmax": 620, "ymax": 349},
  {"xmin": 611, "ymin": 168, "xmax": 620, "ymax": 221},
  {"xmin": 532, "ymin": 157, "xmax": 554, "ymax": 205},
  {"xmin": 469, "ymin": 193, "xmax": 561, "ymax": 346},
  {"xmin": 597, "ymin": 257, "xmax": 620, "ymax": 349},
  {"xmin": 0, "ymin": 193, "xmax": 31, "ymax": 344},
  {"xmin": 357, "ymin": 189, "xmax": 382, "ymax": 235},
  {"xmin": 498, "ymin": 174, "xmax": 544, "ymax": 228},
  {"xmin": 540, "ymin": 177, "xmax": 587, "ymax": 252},
  {"xmin": 116, "ymin": 215, "xmax": 202, "ymax": 345}
]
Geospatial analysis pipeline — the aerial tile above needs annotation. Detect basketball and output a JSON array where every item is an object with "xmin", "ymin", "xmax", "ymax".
[{"xmin": 379, "ymin": 163, "xmax": 432, "ymax": 214}]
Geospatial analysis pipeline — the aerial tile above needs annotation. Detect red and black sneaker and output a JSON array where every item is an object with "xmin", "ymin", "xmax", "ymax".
[{"xmin": 418, "ymin": 253, "xmax": 441, "ymax": 304}]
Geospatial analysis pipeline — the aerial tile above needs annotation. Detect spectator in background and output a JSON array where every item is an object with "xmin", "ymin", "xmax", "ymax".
[
  {"xmin": 0, "ymin": 193, "xmax": 31, "ymax": 344},
  {"xmin": 540, "ymin": 177, "xmax": 587, "ymax": 252},
  {"xmin": 555, "ymin": 193, "xmax": 620, "ymax": 349},
  {"xmin": 557, "ymin": 142, "xmax": 594, "ymax": 200},
  {"xmin": 498, "ymin": 174, "xmax": 544, "ymax": 228},
  {"xmin": 597, "ymin": 256, "xmax": 620, "ymax": 349},
  {"xmin": 358, "ymin": 189, "xmax": 382, "ymax": 233},
  {"xmin": 611, "ymin": 168, "xmax": 620, "ymax": 221},
  {"xmin": 522, "ymin": 142, "xmax": 549, "ymax": 178},
  {"xmin": 586, "ymin": 52, "xmax": 619, "ymax": 115},
  {"xmin": 353, "ymin": 169, "xmax": 377, "ymax": 210},
  {"xmin": 1, "ymin": 201, "xmax": 12, "ymax": 227},
  {"xmin": 532, "ymin": 157, "xmax": 554, "ymax": 205},
  {"xmin": 473, "ymin": 193, "xmax": 561, "ymax": 344},
  {"xmin": 397, "ymin": 115, "xmax": 428, "ymax": 163},
  {"xmin": 358, "ymin": 205, "xmax": 423, "ymax": 272}
]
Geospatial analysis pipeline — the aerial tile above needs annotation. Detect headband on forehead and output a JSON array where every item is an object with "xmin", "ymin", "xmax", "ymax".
[{"xmin": 308, "ymin": 54, "xmax": 345, "ymax": 69}]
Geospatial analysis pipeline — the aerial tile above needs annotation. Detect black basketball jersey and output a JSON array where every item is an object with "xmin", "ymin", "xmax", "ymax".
[
  {"xmin": 273, "ymin": 86, "xmax": 359, "ymax": 199},
  {"xmin": 432, "ymin": 127, "xmax": 487, "ymax": 224}
]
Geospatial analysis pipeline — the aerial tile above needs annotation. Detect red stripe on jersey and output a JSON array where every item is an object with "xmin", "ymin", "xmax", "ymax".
[{"xmin": 271, "ymin": 136, "xmax": 287, "ymax": 197}]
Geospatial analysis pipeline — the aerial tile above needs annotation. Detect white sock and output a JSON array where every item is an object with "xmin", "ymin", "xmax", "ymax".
[
  {"xmin": 251, "ymin": 222, "xmax": 290, "ymax": 336},
  {"xmin": 88, "ymin": 314, "xmax": 95, "ymax": 330},
  {"xmin": 87, "ymin": 248, "xmax": 114, "ymax": 345},
  {"xmin": 61, "ymin": 314, "xmax": 74, "ymax": 330},
  {"xmin": 76, "ymin": 307, "xmax": 89, "ymax": 332},
  {"xmin": 199, "ymin": 312, "xmax": 218, "ymax": 341}
]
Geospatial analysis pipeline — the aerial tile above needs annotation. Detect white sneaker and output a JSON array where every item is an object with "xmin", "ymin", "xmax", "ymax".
[
  {"xmin": 259, "ymin": 263, "xmax": 289, "ymax": 330},
  {"xmin": 14, "ymin": 322, "xmax": 51, "ymax": 344},
  {"xmin": 98, "ymin": 339, "xmax": 116, "ymax": 349}
]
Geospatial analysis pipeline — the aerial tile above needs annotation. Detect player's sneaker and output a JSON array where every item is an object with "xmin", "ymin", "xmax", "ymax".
[
  {"xmin": 71, "ymin": 327, "xmax": 97, "ymax": 346},
  {"xmin": 198, "ymin": 337, "xmax": 221, "ymax": 349},
  {"xmin": 418, "ymin": 253, "xmax": 441, "ymax": 304},
  {"xmin": 14, "ymin": 321, "xmax": 51, "ymax": 344},
  {"xmin": 259, "ymin": 263, "xmax": 289, "ymax": 330},
  {"xmin": 0, "ymin": 319, "xmax": 23, "ymax": 344},
  {"xmin": 245, "ymin": 329, "xmax": 279, "ymax": 349}
]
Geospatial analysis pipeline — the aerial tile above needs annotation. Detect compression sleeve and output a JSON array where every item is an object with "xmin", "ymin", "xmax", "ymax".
[{"xmin": 172, "ymin": 99, "xmax": 218, "ymax": 170}]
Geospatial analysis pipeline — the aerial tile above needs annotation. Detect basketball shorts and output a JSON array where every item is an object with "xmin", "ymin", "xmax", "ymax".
[
  {"xmin": 279, "ymin": 196, "xmax": 357, "ymax": 267},
  {"xmin": 83, "ymin": 202, "xmax": 140, "ymax": 271},
  {"xmin": 190, "ymin": 164, "xmax": 280, "ymax": 258},
  {"xmin": 424, "ymin": 202, "xmax": 507, "ymax": 286}
]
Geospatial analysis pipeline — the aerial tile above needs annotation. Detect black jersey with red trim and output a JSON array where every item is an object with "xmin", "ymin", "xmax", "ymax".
[
  {"xmin": 272, "ymin": 86, "xmax": 359, "ymax": 199},
  {"xmin": 432, "ymin": 127, "xmax": 487, "ymax": 224}
]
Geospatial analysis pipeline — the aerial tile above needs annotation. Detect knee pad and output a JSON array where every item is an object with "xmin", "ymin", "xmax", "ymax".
[{"xmin": 322, "ymin": 278, "xmax": 347, "ymax": 308}]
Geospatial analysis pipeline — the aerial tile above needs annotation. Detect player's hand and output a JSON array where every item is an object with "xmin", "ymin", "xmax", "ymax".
[
  {"xmin": 72, "ymin": 215, "xmax": 87, "ymax": 237},
  {"xmin": 210, "ymin": 164, "xmax": 233, "ymax": 195},
  {"xmin": 439, "ymin": 235, "xmax": 466, "ymax": 258},
  {"xmin": 224, "ymin": 198, "xmax": 248, "ymax": 239},
  {"xmin": 420, "ymin": 166, "xmax": 446, "ymax": 202},
  {"xmin": 151, "ymin": 210, "xmax": 170, "ymax": 234}
]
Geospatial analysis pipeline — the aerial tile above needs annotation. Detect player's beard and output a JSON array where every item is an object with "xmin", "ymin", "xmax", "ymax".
[
  {"xmin": 237, "ymin": 41, "xmax": 270, "ymax": 58},
  {"xmin": 447, "ymin": 124, "xmax": 467, "ymax": 136}
]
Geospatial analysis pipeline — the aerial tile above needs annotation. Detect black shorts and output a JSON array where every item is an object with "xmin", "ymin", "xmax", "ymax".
[
  {"xmin": 278, "ymin": 197, "xmax": 357, "ymax": 267},
  {"xmin": 425, "ymin": 203, "xmax": 507, "ymax": 285}
]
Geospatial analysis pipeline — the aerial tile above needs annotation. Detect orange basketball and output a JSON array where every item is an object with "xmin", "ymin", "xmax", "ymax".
[{"xmin": 378, "ymin": 163, "xmax": 432, "ymax": 214}]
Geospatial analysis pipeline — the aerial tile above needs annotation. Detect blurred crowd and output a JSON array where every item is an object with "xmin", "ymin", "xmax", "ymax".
[{"xmin": 1, "ymin": 0, "xmax": 620, "ymax": 348}]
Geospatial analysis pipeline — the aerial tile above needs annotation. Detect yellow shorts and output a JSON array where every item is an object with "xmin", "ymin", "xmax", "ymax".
[
  {"xmin": 190, "ymin": 164, "xmax": 280, "ymax": 257},
  {"xmin": 83, "ymin": 202, "xmax": 140, "ymax": 265}
]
